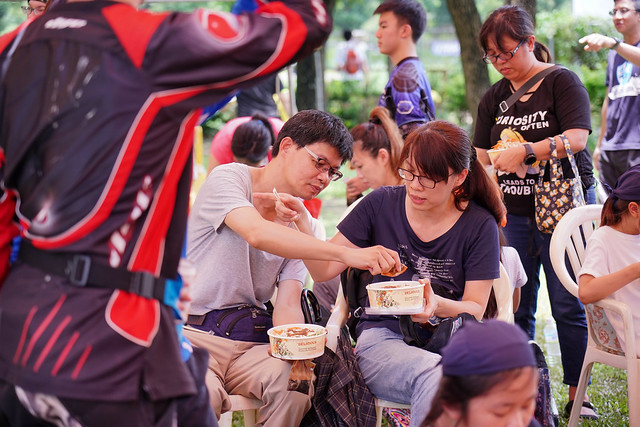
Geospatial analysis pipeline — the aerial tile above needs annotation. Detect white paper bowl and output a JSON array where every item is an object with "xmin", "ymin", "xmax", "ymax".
[
  {"xmin": 267, "ymin": 324, "xmax": 326, "ymax": 360},
  {"xmin": 366, "ymin": 281, "xmax": 425, "ymax": 312}
]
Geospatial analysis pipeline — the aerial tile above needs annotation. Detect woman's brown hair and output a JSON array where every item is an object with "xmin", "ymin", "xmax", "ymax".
[
  {"xmin": 350, "ymin": 106, "xmax": 404, "ymax": 175},
  {"xmin": 478, "ymin": 5, "xmax": 551, "ymax": 64},
  {"xmin": 398, "ymin": 120, "xmax": 506, "ymax": 224}
]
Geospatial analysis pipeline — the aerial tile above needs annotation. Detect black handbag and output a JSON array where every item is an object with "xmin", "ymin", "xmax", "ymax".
[
  {"xmin": 398, "ymin": 282, "xmax": 477, "ymax": 355},
  {"xmin": 399, "ymin": 312, "xmax": 478, "ymax": 355}
]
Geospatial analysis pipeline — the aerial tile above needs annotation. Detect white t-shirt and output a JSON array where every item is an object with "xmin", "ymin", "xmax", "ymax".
[
  {"xmin": 579, "ymin": 225, "xmax": 640, "ymax": 356},
  {"xmin": 187, "ymin": 163, "xmax": 307, "ymax": 314},
  {"xmin": 501, "ymin": 246, "xmax": 527, "ymax": 291}
]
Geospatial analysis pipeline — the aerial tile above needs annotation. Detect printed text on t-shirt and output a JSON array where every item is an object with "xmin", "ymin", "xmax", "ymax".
[{"xmin": 495, "ymin": 110, "xmax": 549, "ymax": 132}]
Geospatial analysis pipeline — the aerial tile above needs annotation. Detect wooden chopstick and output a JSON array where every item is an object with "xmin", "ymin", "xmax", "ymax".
[{"xmin": 273, "ymin": 188, "xmax": 300, "ymax": 231}]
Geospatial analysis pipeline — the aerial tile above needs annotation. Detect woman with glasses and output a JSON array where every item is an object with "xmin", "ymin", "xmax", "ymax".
[
  {"xmin": 473, "ymin": 5, "xmax": 598, "ymax": 420},
  {"xmin": 21, "ymin": 0, "xmax": 46, "ymax": 17},
  {"xmin": 291, "ymin": 120, "xmax": 505, "ymax": 425}
]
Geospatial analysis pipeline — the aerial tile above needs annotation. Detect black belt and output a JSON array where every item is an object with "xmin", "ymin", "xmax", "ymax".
[{"xmin": 19, "ymin": 241, "xmax": 167, "ymax": 301}]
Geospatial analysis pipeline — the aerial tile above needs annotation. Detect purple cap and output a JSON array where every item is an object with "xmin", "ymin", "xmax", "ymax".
[
  {"xmin": 612, "ymin": 164, "xmax": 640, "ymax": 201},
  {"xmin": 441, "ymin": 320, "xmax": 536, "ymax": 377}
]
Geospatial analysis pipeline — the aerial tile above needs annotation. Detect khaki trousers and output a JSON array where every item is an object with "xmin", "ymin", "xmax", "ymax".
[{"xmin": 184, "ymin": 327, "xmax": 312, "ymax": 427}]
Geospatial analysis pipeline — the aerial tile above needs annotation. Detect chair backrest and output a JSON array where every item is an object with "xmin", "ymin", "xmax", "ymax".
[
  {"xmin": 549, "ymin": 204, "xmax": 629, "ymax": 355},
  {"xmin": 548, "ymin": 204, "xmax": 603, "ymax": 298},
  {"xmin": 494, "ymin": 263, "xmax": 514, "ymax": 323},
  {"xmin": 325, "ymin": 284, "xmax": 348, "ymax": 353}
]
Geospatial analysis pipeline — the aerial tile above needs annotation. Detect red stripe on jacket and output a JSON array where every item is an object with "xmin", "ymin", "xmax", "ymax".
[
  {"xmin": 255, "ymin": 2, "xmax": 307, "ymax": 76},
  {"xmin": 129, "ymin": 112, "xmax": 198, "ymax": 274}
]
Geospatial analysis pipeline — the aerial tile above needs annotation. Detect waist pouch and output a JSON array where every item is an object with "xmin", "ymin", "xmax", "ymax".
[{"xmin": 188, "ymin": 304, "xmax": 272, "ymax": 343}]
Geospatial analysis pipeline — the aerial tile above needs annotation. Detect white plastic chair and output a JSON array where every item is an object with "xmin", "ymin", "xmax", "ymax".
[
  {"xmin": 218, "ymin": 395, "xmax": 261, "ymax": 427},
  {"xmin": 549, "ymin": 204, "xmax": 639, "ymax": 426},
  {"xmin": 494, "ymin": 263, "xmax": 514, "ymax": 324},
  {"xmin": 325, "ymin": 265, "xmax": 514, "ymax": 426}
]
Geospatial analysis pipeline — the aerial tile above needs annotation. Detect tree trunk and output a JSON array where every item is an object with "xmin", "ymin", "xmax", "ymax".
[
  {"xmin": 296, "ymin": 53, "xmax": 321, "ymax": 111},
  {"xmin": 294, "ymin": 0, "xmax": 335, "ymax": 111},
  {"xmin": 505, "ymin": 0, "xmax": 536, "ymax": 26},
  {"xmin": 446, "ymin": 0, "xmax": 490, "ymax": 130}
]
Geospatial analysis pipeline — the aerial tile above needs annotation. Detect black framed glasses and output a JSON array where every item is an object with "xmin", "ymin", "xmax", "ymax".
[
  {"xmin": 21, "ymin": 5, "xmax": 45, "ymax": 15},
  {"xmin": 398, "ymin": 168, "xmax": 454, "ymax": 189},
  {"xmin": 482, "ymin": 39, "xmax": 526, "ymax": 64},
  {"xmin": 303, "ymin": 146, "xmax": 343, "ymax": 181},
  {"xmin": 609, "ymin": 7, "xmax": 640, "ymax": 16}
]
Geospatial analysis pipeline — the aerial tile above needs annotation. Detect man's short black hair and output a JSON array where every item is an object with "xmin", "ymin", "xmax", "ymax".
[
  {"xmin": 374, "ymin": 0, "xmax": 427, "ymax": 44},
  {"xmin": 272, "ymin": 110, "xmax": 353, "ymax": 163}
]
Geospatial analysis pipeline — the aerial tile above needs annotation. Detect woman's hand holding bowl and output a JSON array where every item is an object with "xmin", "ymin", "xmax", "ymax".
[{"xmin": 410, "ymin": 278, "xmax": 439, "ymax": 323}]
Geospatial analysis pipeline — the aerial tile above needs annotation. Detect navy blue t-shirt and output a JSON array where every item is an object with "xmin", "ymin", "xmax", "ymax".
[{"xmin": 337, "ymin": 186, "xmax": 500, "ymax": 336}]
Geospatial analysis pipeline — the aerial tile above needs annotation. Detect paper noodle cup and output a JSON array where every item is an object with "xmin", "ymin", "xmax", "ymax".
[
  {"xmin": 366, "ymin": 281, "xmax": 425, "ymax": 311},
  {"xmin": 267, "ymin": 324, "xmax": 327, "ymax": 360},
  {"xmin": 487, "ymin": 148, "xmax": 508, "ymax": 165}
]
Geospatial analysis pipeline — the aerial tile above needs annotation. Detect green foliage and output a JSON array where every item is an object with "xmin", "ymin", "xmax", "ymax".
[
  {"xmin": 578, "ymin": 63, "xmax": 607, "ymax": 112},
  {"xmin": 326, "ymin": 80, "xmax": 381, "ymax": 130},
  {"xmin": 536, "ymin": 11, "xmax": 613, "ymax": 70},
  {"xmin": 0, "ymin": 3, "xmax": 26, "ymax": 34},
  {"xmin": 420, "ymin": 0, "xmax": 452, "ymax": 28},
  {"xmin": 200, "ymin": 102, "xmax": 237, "ymax": 141},
  {"xmin": 332, "ymin": 0, "xmax": 376, "ymax": 32},
  {"xmin": 475, "ymin": 0, "xmax": 503, "ymax": 19},
  {"xmin": 428, "ymin": 68, "xmax": 468, "ymax": 123}
]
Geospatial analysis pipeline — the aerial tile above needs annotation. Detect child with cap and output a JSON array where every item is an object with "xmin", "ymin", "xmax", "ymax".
[
  {"xmin": 579, "ymin": 164, "xmax": 640, "ymax": 357},
  {"xmin": 422, "ymin": 319, "xmax": 540, "ymax": 427}
]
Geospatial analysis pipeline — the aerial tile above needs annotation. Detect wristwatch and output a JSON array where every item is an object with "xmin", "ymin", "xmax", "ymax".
[
  {"xmin": 611, "ymin": 37, "xmax": 622, "ymax": 50},
  {"xmin": 523, "ymin": 143, "xmax": 537, "ymax": 166}
]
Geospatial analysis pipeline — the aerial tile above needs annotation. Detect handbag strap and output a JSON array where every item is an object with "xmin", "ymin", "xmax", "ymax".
[
  {"xmin": 539, "ymin": 135, "xmax": 579, "ymax": 181},
  {"xmin": 497, "ymin": 65, "xmax": 562, "ymax": 118},
  {"xmin": 558, "ymin": 134, "xmax": 580, "ymax": 178}
]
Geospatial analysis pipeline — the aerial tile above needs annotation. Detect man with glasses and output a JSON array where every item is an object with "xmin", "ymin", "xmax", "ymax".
[
  {"xmin": 579, "ymin": 0, "xmax": 640, "ymax": 190},
  {"xmin": 183, "ymin": 109, "xmax": 400, "ymax": 425}
]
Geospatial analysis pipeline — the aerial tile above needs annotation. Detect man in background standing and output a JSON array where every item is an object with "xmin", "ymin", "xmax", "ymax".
[
  {"xmin": 374, "ymin": 0, "xmax": 435, "ymax": 139},
  {"xmin": 580, "ymin": 0, "xmax": 640, "ymax": 189}
]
